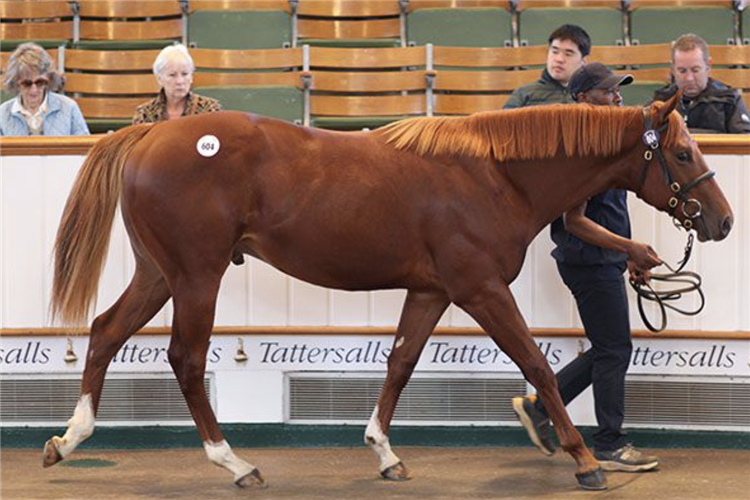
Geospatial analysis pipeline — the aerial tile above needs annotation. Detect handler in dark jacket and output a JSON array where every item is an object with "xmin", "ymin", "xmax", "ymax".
[{"xmin": 653, "ymin": 33, "xmax": 750, "ymax": 134}]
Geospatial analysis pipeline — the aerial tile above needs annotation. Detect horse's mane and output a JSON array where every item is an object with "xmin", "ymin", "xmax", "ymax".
[{"xmin": 378, "ymin": 104, "xmax": 684, "ymax": 162}]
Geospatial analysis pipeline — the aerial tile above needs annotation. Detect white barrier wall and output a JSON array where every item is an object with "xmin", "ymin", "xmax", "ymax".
[
  {"xmin": 2, "ymin": 154, "xmax": 749, "ymax": 331},
  {"xmin": 2, "ymin": 151, "xmax": 749, "ymax": 429}
]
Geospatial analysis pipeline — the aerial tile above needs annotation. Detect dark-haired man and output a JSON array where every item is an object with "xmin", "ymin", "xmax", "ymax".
[
  {"xmin": 509, "ymin": 59, "xmax": 662, "ymax": 473},
  {"xmin": 654, "ymin": 33, "xmax": 750, "ymax": 134},
  {"xmin": 504, "ymin": 24, "xmax": 590, "ymax": 108}
]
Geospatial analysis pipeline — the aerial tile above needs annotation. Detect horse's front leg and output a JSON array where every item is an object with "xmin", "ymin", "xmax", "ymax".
[
  {"xmin": 365, "ymin": 290, "xmax": 450, "ymax": 480},
  {"xmin": 168, "ymin": 275, "xmax": 265, "ymax": 489},
  {"xmin": 455, "ymin": 278, "xmax": 606, "ymax": 491}
]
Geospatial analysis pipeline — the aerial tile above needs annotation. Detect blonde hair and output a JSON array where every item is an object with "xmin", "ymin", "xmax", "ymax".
[
  {"xmin": 153, "ymin": 43, "xmax": 194, "ymax": 77},
  {"xmin": 3, "ymin": 42, "xmax": 63, "ymax": 93}
]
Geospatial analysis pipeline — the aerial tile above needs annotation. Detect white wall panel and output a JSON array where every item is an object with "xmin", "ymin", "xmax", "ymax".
[
  {"xmin": 743, "ymin": 156, "xmax": 750, "ymax": 331},
  {"xmin": 699, "ymin": 156, "xmax": 743, "ymax": 331},
  {"xmin": 289, "ymin": 278, "xmax": 328, "ymax": 325},
  {"xmin": 2, "ymin": 154, "xmax": 748, "ymax": 332},
  {"xmin": 370, "ymin": 289, "xmax": 406, "ymax": 325},
  {"xmin": 42, "ymin": 157, "xmax": 80, "ymax": 326},
  {"xmin": 249, "ymin": 259, "xmax": 288, "ymax": 325},
  {"xmin": 214, "ymin": 370, "xmax": 283, "ymax": 422},
  {"xmin": 529, "ymin": 233, "xmax": 575, "ymax": 328},
  {"xmin": 2, "ymin": 158, "xmax": 45, "ymax": 326},
  {"xmin": 330, "ymin": 289, "xmax": 370, "ymax": 326},
  {"xmin": 216, "ymin": 264, "xmax": 250, "ymax": 326}
]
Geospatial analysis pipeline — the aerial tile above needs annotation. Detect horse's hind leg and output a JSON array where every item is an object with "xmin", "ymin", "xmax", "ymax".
[
  {"xmin": 366, "ymin": 290, "xmax": 450, "ymax": 480},
  {"xmin": 167, "ymin": 273, "xmax": 264, "ymax": 488},
  {"xmin": 43, "ymin": 261, "xmax": 170, "ymax": 467},
  {"xmin": 455, "ymin": 278, "xmax": 606, "ymax": 491}
]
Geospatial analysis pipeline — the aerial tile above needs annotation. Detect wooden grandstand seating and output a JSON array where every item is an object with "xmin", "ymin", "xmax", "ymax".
[
  {"xmin": 710, "ymin": 68, "xmax": 750, "ymax": 89},
  {"xmin": 75, "ymin": 97, "xmax": 148, "ymax": 120},
  {"xmin": 432, "ymin": 45, "xmax": 546, "ymax": 67},
  {"xmin": 308, "ymin": 46, "xmax": 427, "ymax": 129},
  {"xmin": 64, "ymin": 48, "xmax": 161, "ymax": 72},
  {"xmin": 296, "ymin": 0, "xmax": 403, "ymax": 47},
  {"xmin": 589, "ymin": 44, "xmax": 671, "ymax": 66},
  {"xmin": 709, "ymin": 44, "xmax": 750, "ymax": 66},
  {"xmin": 514, "ymin": 1, "xmax": 624, "ymax": 9},
  {"xmin": 190, "ymin": 48, "xmax": 304, "ymax": 123},
  {"xmin": 405, "ymin": 1, "xmax": 511, "ymax": 11},
  {"xmin": 628, "ymin": 1, "xmax": 736, "ymax": 45},
  {"xmin": 64, "ymin": 73, "xmax": 158, "ymax": 97},
  {"xmin": 627, "ymin": 1, "xmax": 735, "ymax": 8},
  {"xmin": 0, "ymin": 0, "xmax": 73, "ymax": 43},
  {"xmin": 64, "ymin": 48, "xmax": 159, "ymax": 131},
  {"xmin": 516, "ymin": 2, "xmax": 625, "ymax": 46},
  {"xmin": 191, "ymin": 47, "xmax": 304, "ymax": 87},
  {"xmin": 310, "ymin": 45, "xmax": 425, "ymax": 68},
  {"xmin": 431, "ymin": 46, "xmax": 542, "ymax": 115},
  {"xmin": 627, "ymin": 68, "xmax": 671, "ymax": 83},
  {"xmin": 406, "ymin": 3, "xmax": 512, "ymax": 47},
  {"xmin": 188, "ymin": 0, "xmax": 291, "ymax": 12},
  {"xmin": 77, "ymin": 0, "xmax": 183, "ymax": 44},
  {"xmin": 188, "ymin": 8, "xmax": 291, "ymax": 49}
]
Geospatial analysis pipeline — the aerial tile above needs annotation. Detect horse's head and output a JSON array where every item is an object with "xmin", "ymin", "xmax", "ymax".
[{"xmin": 635, "ymin": 92, "xmax": 733, "ymax": 242}]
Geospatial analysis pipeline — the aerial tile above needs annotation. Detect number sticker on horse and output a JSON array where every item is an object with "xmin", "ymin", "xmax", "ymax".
[{"xmin": 197, "ymin": 135, "xmax": 220, "ymax": 158}]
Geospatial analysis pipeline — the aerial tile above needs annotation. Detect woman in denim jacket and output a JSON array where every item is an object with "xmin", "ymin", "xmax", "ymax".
[{"xmin": 0, "ymin": 43, "xmax": 89, "ymax": 136}]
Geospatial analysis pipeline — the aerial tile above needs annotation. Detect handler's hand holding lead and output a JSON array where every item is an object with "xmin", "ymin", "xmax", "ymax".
[
  {"xmin": 627, "ymin": 241, "xmax": 662, "ymax": 270},
  {"xmin": 627, "ymin": 260, "xmax": 652, "ymax": 285}
]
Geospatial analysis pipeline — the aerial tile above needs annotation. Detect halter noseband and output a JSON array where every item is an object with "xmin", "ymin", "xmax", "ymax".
[
  {"xmin": 638, "ymin": 107, "xmax": 716, "ymax": 231},
  {"xmin": 632, "ymin": 107, "xmax": 713, "ymax": 332}
]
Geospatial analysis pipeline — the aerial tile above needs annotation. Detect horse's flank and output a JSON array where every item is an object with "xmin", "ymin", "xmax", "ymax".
[{"xmin": 378, "ymin": 104, "xmax": 684, "ymax": 162}]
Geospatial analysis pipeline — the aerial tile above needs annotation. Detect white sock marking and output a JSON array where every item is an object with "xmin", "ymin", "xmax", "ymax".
[
  {"xmin": 364, "ymin": 405, "xmax": 401, "ymax": 471},
  {"xmin": 56, "ymin": 393, "xmax": 95, "ymax": 458},
  {"xmin": 204, "ymin": 440, "xmax": 255, "ymax": 481}
]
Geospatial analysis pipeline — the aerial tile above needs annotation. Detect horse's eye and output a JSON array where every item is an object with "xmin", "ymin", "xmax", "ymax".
[{"xmin": 676, "ymin": 151, "xmax": 690, "ymax": 162}]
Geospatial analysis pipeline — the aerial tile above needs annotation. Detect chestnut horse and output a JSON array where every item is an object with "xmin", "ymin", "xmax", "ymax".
[{"xmin": 44, "ymin": 93, "xmax": 732, "ymax": 491}]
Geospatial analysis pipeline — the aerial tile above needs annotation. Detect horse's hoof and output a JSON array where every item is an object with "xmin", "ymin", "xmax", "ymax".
[
  {"xmin": 575, "ymin": 467, "xmax": 607, "ymax": 491},
  {"xmin": 42, "ymin": 438, "xmax": 64, "ymax": 468},
  {"xmin": 235, "ymin": 468, "xmax": 267, "ymax": 489},
  {"xmin": 381, "ymin": 462, "xmax": 410, "ymax": 481}
]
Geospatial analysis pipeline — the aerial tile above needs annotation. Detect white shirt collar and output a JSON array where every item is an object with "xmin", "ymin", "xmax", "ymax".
[
  {"xmin": 12, "ymin": 92, "xmax": 49, "ymax": 117},
  {"xmin": 12, "ymin": 93, "xmax": 49, "ymax": 135}
]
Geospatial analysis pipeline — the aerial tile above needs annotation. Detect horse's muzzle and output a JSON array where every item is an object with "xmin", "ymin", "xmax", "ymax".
[{"xmin": 718, "ymin": 214, "xmax": 733, "ymax": 241}]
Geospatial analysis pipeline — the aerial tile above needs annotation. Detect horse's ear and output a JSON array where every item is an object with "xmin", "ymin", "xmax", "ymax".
[{"xmin": 653, "ymin": 89, "xmax": 682, "ymax": 128}]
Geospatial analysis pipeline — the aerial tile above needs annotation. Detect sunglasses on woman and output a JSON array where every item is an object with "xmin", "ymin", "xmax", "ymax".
[{"xmin": 19, "ymin": 78, "xmax": 49, "ymax": 89}]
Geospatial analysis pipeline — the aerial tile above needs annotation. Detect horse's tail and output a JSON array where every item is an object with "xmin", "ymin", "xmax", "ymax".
[{"xmin": 52, "ymin": 124, "xmax": 153, "ymax": 326}]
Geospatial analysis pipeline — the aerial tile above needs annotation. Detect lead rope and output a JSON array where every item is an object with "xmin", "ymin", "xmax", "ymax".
[{"xmin": 629, "ymin": 232, "xmax": 705, "ymax": 332}]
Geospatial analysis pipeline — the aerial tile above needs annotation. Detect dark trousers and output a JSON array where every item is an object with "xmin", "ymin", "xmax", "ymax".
[{"xmin": 537, "ymin": 262, "xmax": 632, "ymax": 452}]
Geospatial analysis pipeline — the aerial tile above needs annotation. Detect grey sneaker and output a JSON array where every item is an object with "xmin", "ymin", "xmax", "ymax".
[
  {"xmin": 594, "ymin": 444, "xmax": 659, "ymax": 472},
  {"xmin": 512, "ymin": 395, "xmax": 555, "ymax": 456}
]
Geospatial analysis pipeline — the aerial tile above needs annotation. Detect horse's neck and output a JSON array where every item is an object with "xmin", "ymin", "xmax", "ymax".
[{"xmin": 505, "ymin": 151, "xmax": 635, "ymax": 235}]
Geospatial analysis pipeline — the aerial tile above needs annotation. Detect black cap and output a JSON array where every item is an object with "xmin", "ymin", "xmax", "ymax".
[{"xmin": 569, "ymin": 62, "xmax": 633, "ymax": 101}]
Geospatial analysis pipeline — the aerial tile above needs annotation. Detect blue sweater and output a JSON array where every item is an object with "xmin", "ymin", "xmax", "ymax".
[{"xmin": 0, "ymin": 92, "xmax": 89, "ymax": 136}]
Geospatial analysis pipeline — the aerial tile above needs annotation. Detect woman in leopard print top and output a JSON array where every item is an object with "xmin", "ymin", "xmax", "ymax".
[{"xmin": 133, "ymin": 44, "xmax": 221, "ymax": 125}]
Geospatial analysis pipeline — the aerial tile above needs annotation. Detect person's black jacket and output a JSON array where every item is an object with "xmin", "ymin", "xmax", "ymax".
[{"xmin": 653, "ymin": 78, "xmax": 750, "ymax": 134}]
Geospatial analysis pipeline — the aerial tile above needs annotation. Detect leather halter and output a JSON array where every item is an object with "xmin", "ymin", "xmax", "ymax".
[
  {"xmin": 632, "ymin": 107, "xmax": 713, "ymax": 332},
  {"xmin": 638, "ymin": 107, "xmax": 716, "ymax": 231}
]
